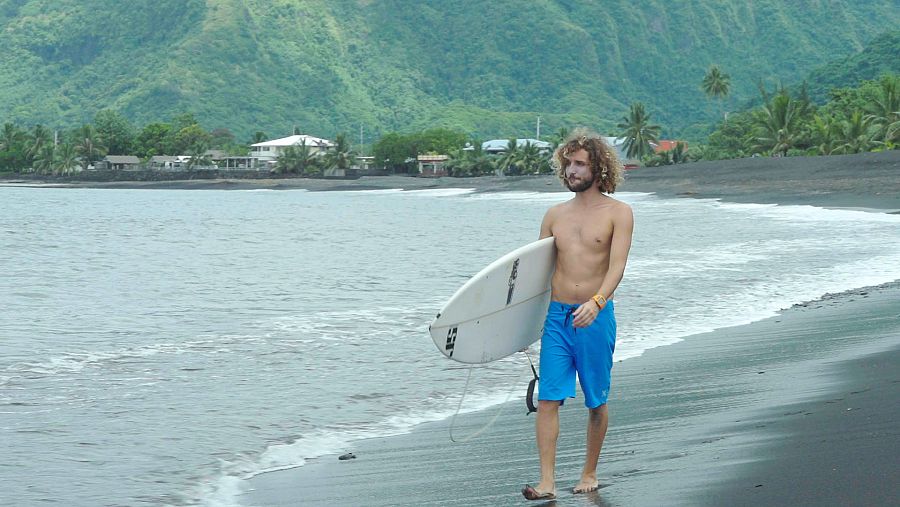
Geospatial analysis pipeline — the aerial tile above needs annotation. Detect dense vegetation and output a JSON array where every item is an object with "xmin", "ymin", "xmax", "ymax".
[{"xmin": 1, "ymin": 0, "xmax": 898, "ymax": 144}]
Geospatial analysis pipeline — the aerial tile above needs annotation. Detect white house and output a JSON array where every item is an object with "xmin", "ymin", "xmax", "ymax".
[
  {"xmin": 479, "ymin": 138, "xmax": 553, "ymax": 153},
  {"xmin": 250, "ymin": 134, "xmax": 335, "ymax": 167}
]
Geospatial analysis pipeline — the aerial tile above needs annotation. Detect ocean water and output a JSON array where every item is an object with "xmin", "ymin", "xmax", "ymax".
[{"xmin": 2, "ymin": 185, "xmax": 899, "ymax": 506}]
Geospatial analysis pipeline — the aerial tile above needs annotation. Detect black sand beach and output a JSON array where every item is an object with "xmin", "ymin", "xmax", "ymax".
[{"xmin": 241, "ymin": 283, "xmax": 899, "ymax": 506}]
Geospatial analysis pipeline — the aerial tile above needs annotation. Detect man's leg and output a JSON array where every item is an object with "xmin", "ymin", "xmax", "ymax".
[
  {"xmin": 534, "ymin": 399, "xmax": 561, "ymax": 494},
  {"xmin": 574, "ymin": 403, "xmax": 608, "ymax": 493}
]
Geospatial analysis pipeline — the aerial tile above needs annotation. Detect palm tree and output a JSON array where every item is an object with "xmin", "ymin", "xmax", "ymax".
[
  {"xmin": 617, "ymin": 103, "xmax": 661, "ymax": 160},
  {"xmin": 809, "ymin": 114, "xmax": 841, "ymax": 155},
  {"xmin": 497, "ymin": 138, "xmax": 521, "ymax": 175},
  {"xmin": 185, "ymin": 142, "xmax": 212, "ymax": 170},
  {"xmin": 54, "ymin": 143, "xmax": 79, "ymax": 175},
  {"xmin": 323, "ymin": 134, "xmax": 354, "ymax": 176},
  {"xmin": 865, "ymin": 75, "xmax": 899, "ymax": 145},
  {"xmin": 702, "ymin": 65, "xmax": 731, "ymax": 120},
  {"xmin": 551, "ymin": 127, "xmax": 570, "ymax": 149},
  {"xmin": 26, "ymin": 124, "xmax": 51, "ymax": 162},
  {"xmin": 831, "ymin": 110, "xmax": 878, "ymax": 154},
  {"xmin": 31, "ymin": 143, "xmax": 55, "ymax": 174},
  {"xmin": 0, "ymin": 123, "xmax": 24, "ymax": 152},
  {"xmin": 753, "ymin": 89, "xmax": 805, "ymax": 156},
  {"xmin": 276, "ymin": 141, "xmax": 319, "ymax": 175},
  {"xmin": 74, "ymin": 125, "xmax": 106, "ymax": 171},
  {"xmin": 517, "ymin": 141, "xmax": 544, "ymax": 174}
]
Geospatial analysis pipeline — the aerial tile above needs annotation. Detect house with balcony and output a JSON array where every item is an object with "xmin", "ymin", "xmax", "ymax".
[{"xmin": 249, "ymin": 134, "xmax": 335, "ymax": 170}]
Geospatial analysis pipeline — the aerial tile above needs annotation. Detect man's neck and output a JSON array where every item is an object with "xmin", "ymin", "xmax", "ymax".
[{"xmin": 571, "ymin": 187, "xmax": 608, "ymax": 206}]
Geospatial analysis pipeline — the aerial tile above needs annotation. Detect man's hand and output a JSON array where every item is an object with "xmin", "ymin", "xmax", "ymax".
[{"xmin": 571, "ymin": 300, "xmax": 602, "ymax": 328}]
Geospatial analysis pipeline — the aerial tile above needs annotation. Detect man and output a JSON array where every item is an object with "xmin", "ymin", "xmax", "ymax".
[{"xmin": 523, "ymin": 130, "xmax": 633, "ymax": 501}]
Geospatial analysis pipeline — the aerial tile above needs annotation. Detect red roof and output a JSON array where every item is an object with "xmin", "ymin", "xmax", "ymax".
[{"xmin": 654, "ymin": 140, "xmax": 687, "ymax": 153}]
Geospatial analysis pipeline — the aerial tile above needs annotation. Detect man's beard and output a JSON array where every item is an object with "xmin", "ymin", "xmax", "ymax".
[{"xmin": 564, "ymin": 175, "xmax": 594, "ymax": 193}]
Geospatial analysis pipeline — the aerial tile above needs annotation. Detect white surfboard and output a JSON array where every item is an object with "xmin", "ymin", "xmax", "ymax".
[{"xmin": 430, "ymin": 237, "xmax": 556, "ymax": 364}]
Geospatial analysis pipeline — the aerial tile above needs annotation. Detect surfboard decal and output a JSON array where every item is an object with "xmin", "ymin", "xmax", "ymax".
[
  {"xmin": 445, "ymin": 327, "xmax": 458, "ymax": 357},
  {"xmin": 506, "ymin": 258, "xmax": 519, "ymax": 305}
]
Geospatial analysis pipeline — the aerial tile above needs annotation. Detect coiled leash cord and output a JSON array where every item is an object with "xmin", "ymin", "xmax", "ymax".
[{"xmin": 448, "ymin": 350, "xmax": 539, "ymax": 443}]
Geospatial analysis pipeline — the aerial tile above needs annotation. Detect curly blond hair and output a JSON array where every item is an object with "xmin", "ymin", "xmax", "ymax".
[{"xmin": 551, "ymin": 128, "xmax": 623, "ymax": 193}]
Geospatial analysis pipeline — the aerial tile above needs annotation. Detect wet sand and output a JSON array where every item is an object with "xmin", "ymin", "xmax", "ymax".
[{"xmin": 241, "ymin": 283, "xmax": 899, "ymax": 506}]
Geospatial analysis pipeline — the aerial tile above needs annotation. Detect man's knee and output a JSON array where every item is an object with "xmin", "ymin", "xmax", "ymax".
[
  {"xmin": 538, "ymin": 400, "xmax": 561, "ymax": 413},
  {"xmin": 588, "ymin": 403, "xmax": 608, "ymax": 421}
]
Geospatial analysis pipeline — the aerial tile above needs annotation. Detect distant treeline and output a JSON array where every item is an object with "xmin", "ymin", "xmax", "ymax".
[{"xmin": 1, "ymin": 75, "xmax": 896, "ymax": 178}]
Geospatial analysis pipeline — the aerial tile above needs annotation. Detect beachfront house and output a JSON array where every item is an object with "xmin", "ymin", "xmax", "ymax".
[
  {"xmin": 97, "ymin": 155, "xmax": 142, "ymax": 171},
  {"xmin": 654, "ymin": 140, "xmax": 689, "ymax": 153},
  {"xmin": 480, "ymin": 138, "xmax": 553, "ymax": 153},
  {"xmin": 149, "ymin": 155, "xmax": 181, "ymax": 171},
  {"xmin": 417, "ymin": 154, "xmax": 449, "ymax": 177},
  {"xmin": 250, "ymin": 134, "xmax": 335, "ymax": 171}
]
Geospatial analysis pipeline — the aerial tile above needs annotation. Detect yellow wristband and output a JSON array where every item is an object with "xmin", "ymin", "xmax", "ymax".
[{"xmin": 592, "ymin": 294, "xmax": 606, "ymax": 309}]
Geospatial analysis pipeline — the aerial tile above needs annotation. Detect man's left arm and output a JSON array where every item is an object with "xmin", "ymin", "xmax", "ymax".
[{"xmin": 595, "ymin": 204, "xmax": 634, "ymax": 305}]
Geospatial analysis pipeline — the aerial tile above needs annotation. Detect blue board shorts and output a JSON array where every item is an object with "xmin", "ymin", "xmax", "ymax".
[{"xmin": 538, "ymin": 300, "xmax": 616, "ymax": 408}]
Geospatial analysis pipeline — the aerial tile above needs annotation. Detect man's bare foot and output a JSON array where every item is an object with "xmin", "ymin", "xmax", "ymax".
[
  {"xmin": 522, "ymin": 483, "xmax": 556, "ymax": 500},
  {"xmin": 572, "ymin": 475, "xmax": 599, "ymax": 494}
]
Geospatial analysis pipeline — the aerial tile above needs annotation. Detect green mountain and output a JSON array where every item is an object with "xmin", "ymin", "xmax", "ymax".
[
  {"xmin": 804, "ymin": 30, "xmax": 900, "ymax": 103},
  {"xmin": 1, "ymin": 0, "xmax": 898, "ymax": 142}
]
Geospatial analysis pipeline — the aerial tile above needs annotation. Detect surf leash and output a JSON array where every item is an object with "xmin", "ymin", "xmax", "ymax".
[
  {"xmin": 524, "ymin": 349, "xmax": 539, "ymax": 415},
  {"xmin": 448, "ymin": 354, "xmax": 533, "ymax": 443}
]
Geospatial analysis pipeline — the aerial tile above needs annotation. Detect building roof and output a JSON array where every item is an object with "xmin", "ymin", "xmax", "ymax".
[
  {"xmin": 481, "ymin": 138, "xmax": 553, "ymax": 152},
  {"xmin": 251, "ymin": 134, "xmax": 334, "ymax": 148},
  {"xmin": 149, "ymin": 156, "xmax": 179, "ymax": 163},
  {"xmin": 105, "ymin": 155, "xmax": 141, "ymax": 164}
]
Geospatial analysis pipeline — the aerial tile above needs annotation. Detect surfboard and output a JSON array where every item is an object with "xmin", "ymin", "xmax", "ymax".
[{"xmin": 430, "ymin": 237, "xmax": 556, "ymax": 364}]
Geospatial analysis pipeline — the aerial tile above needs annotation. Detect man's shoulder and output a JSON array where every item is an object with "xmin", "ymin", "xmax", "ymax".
[{"xmin": 604, "ymin": 195, "xmax": 633, "ymax": 213}]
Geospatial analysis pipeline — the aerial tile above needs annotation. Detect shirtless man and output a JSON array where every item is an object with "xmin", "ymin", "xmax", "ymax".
[{"xmin": 522, "ymin": 130, "xmax": 633, "ymax": 501}]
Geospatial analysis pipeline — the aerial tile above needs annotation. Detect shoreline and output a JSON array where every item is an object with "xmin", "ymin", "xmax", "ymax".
[
  {"xmin": 2, "ymin": 150, "xmax": 899, "ymax": 211},
  {"xmin": 240, "ymin": 281, "xmax": 900, "ymax": 506}
]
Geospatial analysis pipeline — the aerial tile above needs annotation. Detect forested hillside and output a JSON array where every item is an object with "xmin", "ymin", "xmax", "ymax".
[
  {"xmin": 1, "ymin": 0, "xmax": 898, "ymax": 141},
  {"xmin": 804, "ymin": 30, "xmax": 900, "ymax": 103}
]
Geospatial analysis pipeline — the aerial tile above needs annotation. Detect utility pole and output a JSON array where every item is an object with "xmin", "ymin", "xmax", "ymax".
[
  {"xmin": 536, "ymin": 116, "xmax": 541, "ymax": 140},
  {"xmin": 359, "ymin": 124, "xmax": 364, "ymax": 155}
]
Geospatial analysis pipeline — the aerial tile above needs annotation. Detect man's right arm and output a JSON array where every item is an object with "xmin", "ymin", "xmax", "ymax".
[{"xmin": 539, "ymin": 206, "xmax": 556, "ymax": 240}]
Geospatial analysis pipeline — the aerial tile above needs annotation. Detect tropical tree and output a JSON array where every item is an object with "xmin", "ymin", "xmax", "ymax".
[
  {"xmin": 0, "ymin": 123, "xmax": 24, "ymax": 152},
  {"xmin": 445, "ymin": 142, "xmax": 495, "ymax": 177},
  {"xmin": 0, "ymin": 123, "xmax": 27, "ymax": 171},
  {"xmin": 251, "ymin": 131, "xmax": 268, "ymax": 144},
  {"xmin": 31, "ymin": 143, "xmax": 55, "ymax": 174},
  {"xmin": 517, "ymin": 141, "xmax": 546, "ymax": 174},
  {"xmin": 551, "ymin": 127, "xmax": 570, "ymax": 149},
  {"xmin": 26, "ymin": 124, "xmax": 51, "ymax": 162},
  {"xmin": 54, "ymin": 143, "xmax": 79, "ymax": 175},
  {"xmin": 809, "ymin": 113, "xmax": 841, "ymax": 155},
  {"xmin": 74, "ymin": 125, "xmax": 107, "ymax": 171},
  {"xmin": 323, "ymin": 133, "xmax": 354, "ymax": 175},
  {"xmin": 831, "ymin": 110, "xmax": 878, "ymax": 154},
  {"xmin": 753, "ymin": 88, "xmax": 807, "ymax": 156},
  {"xmin": 93, "ymin": 109, "xmax": 135, "ymax": 155},
  {"xmin": 617, "ymin": 102, "xmax": 661, "ymax": 159},
  {"xmin": 644, "ymin": 142, "xmax": 690, "ymax": 166},
  {"xmin": 702, "ymin": 65, "xmax": 731, "ymax": 120},
  {"xmin": 276, "ymin": 141, "xmax": 320, "ymax": 175},
  {"xmin": 185, "ymin": 142, "xmax": 212, "ymax": 170},
  {"xmin": 865, "ymin": 75, "xmax": 900, "ymax": 145},
  {"xmin": 496, "ymin": 138, "xmax": 521, "ymax": 175},
  {"xmin": 135, "ymin": 122, "xmax": 174, "ymax": 158}
]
